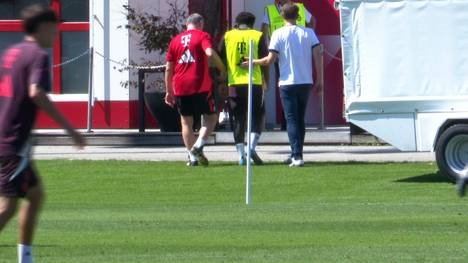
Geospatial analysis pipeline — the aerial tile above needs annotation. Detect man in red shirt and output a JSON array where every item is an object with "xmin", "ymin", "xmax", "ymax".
[
  {"xmin": 0, "ymin": 5, "xmax": 84, "ymax": 263},
  {"xmin": 165, "ymin": 13, "xmax": 226, "ymax": 166}
]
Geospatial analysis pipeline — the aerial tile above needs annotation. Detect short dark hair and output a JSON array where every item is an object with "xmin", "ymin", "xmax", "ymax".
[
  {"xmin": 21, "ymin": 4, "xmax": 58, "ymax": 34},
  {"xmin": 281, "ymin": 3, "xmax": 299, "ymax": 21},
  {"xmin": 235, "ymin": 12, "xmax": 256, "ymax": 28}
]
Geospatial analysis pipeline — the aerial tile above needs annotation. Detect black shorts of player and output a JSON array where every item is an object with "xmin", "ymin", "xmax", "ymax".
[
  {"xmin": 0, "ymin": 155, "xmax": 39, "ymax": 198},
  {"xmin": 175, "ymin": 92, "xmax": 216, "ymax": 117}
]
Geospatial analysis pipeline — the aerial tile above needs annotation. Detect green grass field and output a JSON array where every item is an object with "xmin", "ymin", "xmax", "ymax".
[{"xmin": 1, "ymin": 160, "xmax": 468, "ymax": 262}]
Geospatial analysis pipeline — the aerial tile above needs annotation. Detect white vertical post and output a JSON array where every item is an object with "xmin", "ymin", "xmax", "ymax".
[
  {"xmin": 319, "ymin": 44, "xmax": 325, "ymax": 130},
  {"xmin": 320, "ymin": 87, "xmax": 324, "ymax": 130},
  {"xmin": 86, "ymin": 47, "xmax": 94, "ymax": 133},
  {"xmin": 87, "ymin": 0, "xmax": 95, "ymax": 133},
  {"xmin": 246, "ymin": 39, "xmax": 254, "ymax": 205}
]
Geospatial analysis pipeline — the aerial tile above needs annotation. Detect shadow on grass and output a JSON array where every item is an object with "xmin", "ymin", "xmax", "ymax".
[{"xmin": 395, "ymin": 173, "xmax": 452, "ymax": 184}]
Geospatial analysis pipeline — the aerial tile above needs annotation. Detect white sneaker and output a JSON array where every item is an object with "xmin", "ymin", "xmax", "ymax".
[
  {"xmin": 289, "ymin": 158, "xmax": 304, "ymax": 167},
  {"xmin": 218, "ymin": 111, "xmax": 229, "ymax": 125}
]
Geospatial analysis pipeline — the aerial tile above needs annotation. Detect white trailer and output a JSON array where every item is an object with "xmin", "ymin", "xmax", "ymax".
[{"xmin": 338, "ymin": 0, "xmax": 468, "ymax": 180}]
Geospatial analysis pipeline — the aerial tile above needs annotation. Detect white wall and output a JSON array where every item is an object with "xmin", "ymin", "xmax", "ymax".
[
  {"xmin": 91, "ymin": 0, "xmax": 130, "ymax": 101},
  {"xmin": 128, "ymin": 0, "xmax": 188, "ymax": 99},
  {"xmin": 244, "ymin": 0, "xmax": 270, "ymax": 31}
]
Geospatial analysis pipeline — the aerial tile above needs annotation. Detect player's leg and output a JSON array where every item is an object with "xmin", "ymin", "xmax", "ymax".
[
  {"xmin": 191, "ymin": 92, "xmax": 217, "ymax": 166},
  {"xmin": 180, "ymin": 115, "xmax": 196, "ymax": 149},
  {"xmin": 175, "ymin": 95, "xmax": 198, "ymax": 165},
  {"xmin": 198, "ymin": 93, "xmax": 217, "ymax": 143},
  {"xmin": 457, "ymin": 166, "xmax": 468, "ymax": 197},
  {"xmin": 16, "ymin": 182, "xmax": 43, "ymax": 263},
  {"xmin": 296, "ymin": 84, "xmax": 311, "ymax": 163},
  {"xmin": 279, "ymin": 85, "xmax": 303, "ymax": 167},
  {"xmin": 180, "ymin": 115, "xmax": 198, "ymax": 165},
  {"xmin": 0, "ymin": 197, "xmax": 18, "ymax": 232},
  {"xmin": 228, "ymin": 96, "xmax": 247, "ymax": 165},
  {"xmin": 191, "ymin": 114, "xmax": 213, "ymax": 166},
  {"xmin": 249, "ymin": 86, "xmax": 265, "ymax": 165},
  {"xmin": 0, "ymin": 156, "xmax": 21, "ymax": 232},
  {"xmin": 194, "ymin": 112, "xmax": 216, "ymax": 147},
  {"xmin": 15, "ymin": 163, "xmax": 42, "ymax": 263},
  {"xmin": 18, "ymin": 182, "xmax": 44, "ymax": 245},
  {"xmin": 1, "ymin": 155, "xmax": 42, "ymax": 262}
]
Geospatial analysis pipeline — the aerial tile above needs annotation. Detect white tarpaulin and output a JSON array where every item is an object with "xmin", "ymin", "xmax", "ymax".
[{"xmin": 341, "ymin": 0, "xmax": 468, "ymax": 107}]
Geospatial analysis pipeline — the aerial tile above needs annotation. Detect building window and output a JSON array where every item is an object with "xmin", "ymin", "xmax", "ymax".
[
  {"xmin": 0, "ymin": 32, "xmax": 24, "ymax": 52},
  {"xmin": 60, "ymin": 0, "xmax": 89, "ymax": 22},
  {"xmin": 60, "ymin": 31, "xmax": 89, "ymax": 94},
  {"xmin": 0, "ymin": 0, "xmax": 49, "ymax": 20},
  {"xmin": 0, "ymin": 0, "xmax": 89, "ymax": 94}
]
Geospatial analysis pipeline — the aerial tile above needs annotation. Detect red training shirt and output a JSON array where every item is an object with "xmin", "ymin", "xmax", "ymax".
[{"xmin": 166, "ymin": 29, "xmax": 213, "ymax": 96}]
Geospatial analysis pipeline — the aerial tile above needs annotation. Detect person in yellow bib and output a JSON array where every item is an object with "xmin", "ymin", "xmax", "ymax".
[
  {"xmin": 261, "ymin": 0, "xmax": 316, "ymax": 38},
  {"xmin": 218, "ymin": 12, "xmax": 269, "ymax": 165}
]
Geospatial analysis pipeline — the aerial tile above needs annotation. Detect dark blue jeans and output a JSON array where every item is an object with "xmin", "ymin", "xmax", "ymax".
[{"xmin": 279, "ymin": 84, "xmax": 312, "ymax": 159}]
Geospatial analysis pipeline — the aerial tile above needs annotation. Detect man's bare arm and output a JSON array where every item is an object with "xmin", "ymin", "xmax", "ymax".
[
  {"xmin": 312, "ymin": 44, "xmax": 324, "ymax": 94},
  {"xmin": 253, "ymin": 52, "xmax": 278, "ymax": 66},
  {"xmin": 205, "ymin": 48, "xmax": 227, "ymax": 81},
  {"xmin": 29, "ymin": 85, "xmax": 84, "ymax": 148},
  {"xmin": 164, "ymin": 61, "xmax": 175, "ymax": 107}
]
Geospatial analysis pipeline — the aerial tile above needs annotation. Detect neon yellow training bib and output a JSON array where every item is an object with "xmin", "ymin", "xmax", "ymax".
[
  {"xmin": 224, "ymin": 29, "xmax": 263, "ymax": 86},
  {"xmin": 265, "ymin": 3, "xmax": 307, "ymax": 36}
]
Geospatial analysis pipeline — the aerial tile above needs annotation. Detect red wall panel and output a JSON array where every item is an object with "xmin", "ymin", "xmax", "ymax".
[{"xmin": 35, "ymin": 101, "xmax": 157, "ymax": 129}]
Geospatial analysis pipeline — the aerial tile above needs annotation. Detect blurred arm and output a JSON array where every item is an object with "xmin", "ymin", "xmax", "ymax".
[
  {"xmin": 29, "ymin": 85, "xmax": 84, "ymax": 148},
  {"xmin": 313, "ymin": 44, "xmax": 324, "ymax": 93},
  {"xmin": 205, "ymin": 48, "xmax": 227, "ymax": 82}
]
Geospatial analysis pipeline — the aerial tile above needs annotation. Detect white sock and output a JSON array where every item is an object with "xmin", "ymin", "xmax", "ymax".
[
  {"xmin": 249, "ymin": 133, "xmax": 260, "ymax": 151},
  {"xmin": 193, "ymin": 137, "xmax": 206, "ymax": 149},
  {"xmin": 236, "ymin": 143, "xmax": 245, "ymax": 159},
  {"xmin": 187, "ymin": 149, "xmax": 197, "ymax": 162},
  {"xmin": 18, "ymin": 244, "xmax": 33, "ymax": 263}
]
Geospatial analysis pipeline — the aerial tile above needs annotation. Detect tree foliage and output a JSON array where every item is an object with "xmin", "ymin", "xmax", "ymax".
[{"xmin": 123, "ymin": 2, "xmax": 186, "ymax": 55}]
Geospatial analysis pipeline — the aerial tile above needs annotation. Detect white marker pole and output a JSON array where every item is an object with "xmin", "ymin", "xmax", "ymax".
[{"xmin": 246, "ymin": 39, "xmax": 254, "ymax": 205}]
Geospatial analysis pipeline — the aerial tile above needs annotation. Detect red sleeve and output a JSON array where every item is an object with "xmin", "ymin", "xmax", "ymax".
[
  {"xmin": 166, "ymin": 39, "xmax": 175, "ymax": 62},
  {"xmin": 29, "ymin": 51, "xmax": 51, "ymax": 92},
  {"xmin": 201, "ymin": 33, "xmax": 212, "ymax": 51}
]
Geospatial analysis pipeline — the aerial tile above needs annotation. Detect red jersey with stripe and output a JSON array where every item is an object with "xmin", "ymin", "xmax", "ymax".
[
  {"xmin": 166, "ymin": 29, "xmax": 213, "ymax": 96},
  {"xmin": 0, "ymin": 41, "xmax": 50, "ymax": 156}
]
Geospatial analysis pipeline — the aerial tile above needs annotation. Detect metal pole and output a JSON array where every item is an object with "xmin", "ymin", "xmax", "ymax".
[
  {"xmin": 138, "ymin": 70, "xmax": 146, "ymax": 133},
  {"xmin": 320, "ymin": 87, "xmax": 325, "ymax": 130},
  {"xmin": 319, "ymin": 44, "xmax": 325, "ymax": 130},
  {"xmin": 246, "ymin": 39, "xmax": 254, "ymax": 205},
  {"xmin": 86, "ymin": 47, "xmax": 94, "ymax": 133}
]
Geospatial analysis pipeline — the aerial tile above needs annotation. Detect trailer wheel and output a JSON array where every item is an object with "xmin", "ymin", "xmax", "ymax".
[{"xmin": 436, "ymin": 124, "xmax": 468, "ymax": 182}]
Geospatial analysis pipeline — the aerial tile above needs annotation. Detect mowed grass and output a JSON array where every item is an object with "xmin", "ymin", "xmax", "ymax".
[{"xmin": 1, "ymin": 160, "xmax": 468, "ymax": 262}]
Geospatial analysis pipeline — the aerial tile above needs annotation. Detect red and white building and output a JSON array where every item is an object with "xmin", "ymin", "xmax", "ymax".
[{"xmin": 0, "ymin": 0, "xmax": 344, "ymax": 129}]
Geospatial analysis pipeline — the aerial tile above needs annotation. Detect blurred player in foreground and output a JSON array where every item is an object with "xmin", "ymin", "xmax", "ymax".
[{"xmin": 0, "ymin": 4, "xmax": 85, "ymax": 263}]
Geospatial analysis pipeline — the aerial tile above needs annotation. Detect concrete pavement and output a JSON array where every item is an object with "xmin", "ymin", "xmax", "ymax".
[{"xmin": 33, "ymin": 145, "xmax": 435, "ymax": 163}]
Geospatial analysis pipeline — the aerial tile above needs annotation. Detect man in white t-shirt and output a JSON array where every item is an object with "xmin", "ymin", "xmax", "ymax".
[
  {"xmin": 261, "ymin": 0, "xmax": 316, "ymax": 131},
  {"xmin": 246, "ymin": 3, "xmax": 323, "ymax": 167}
]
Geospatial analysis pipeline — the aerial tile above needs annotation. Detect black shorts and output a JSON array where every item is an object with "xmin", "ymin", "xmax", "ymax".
[
  {"xmin": 0, "ymin": 155, "xmax": 39, "ymax": 198},
  {"xmin": 175, "ymin": 92, "xmax": 216, "ymax": 117}
]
